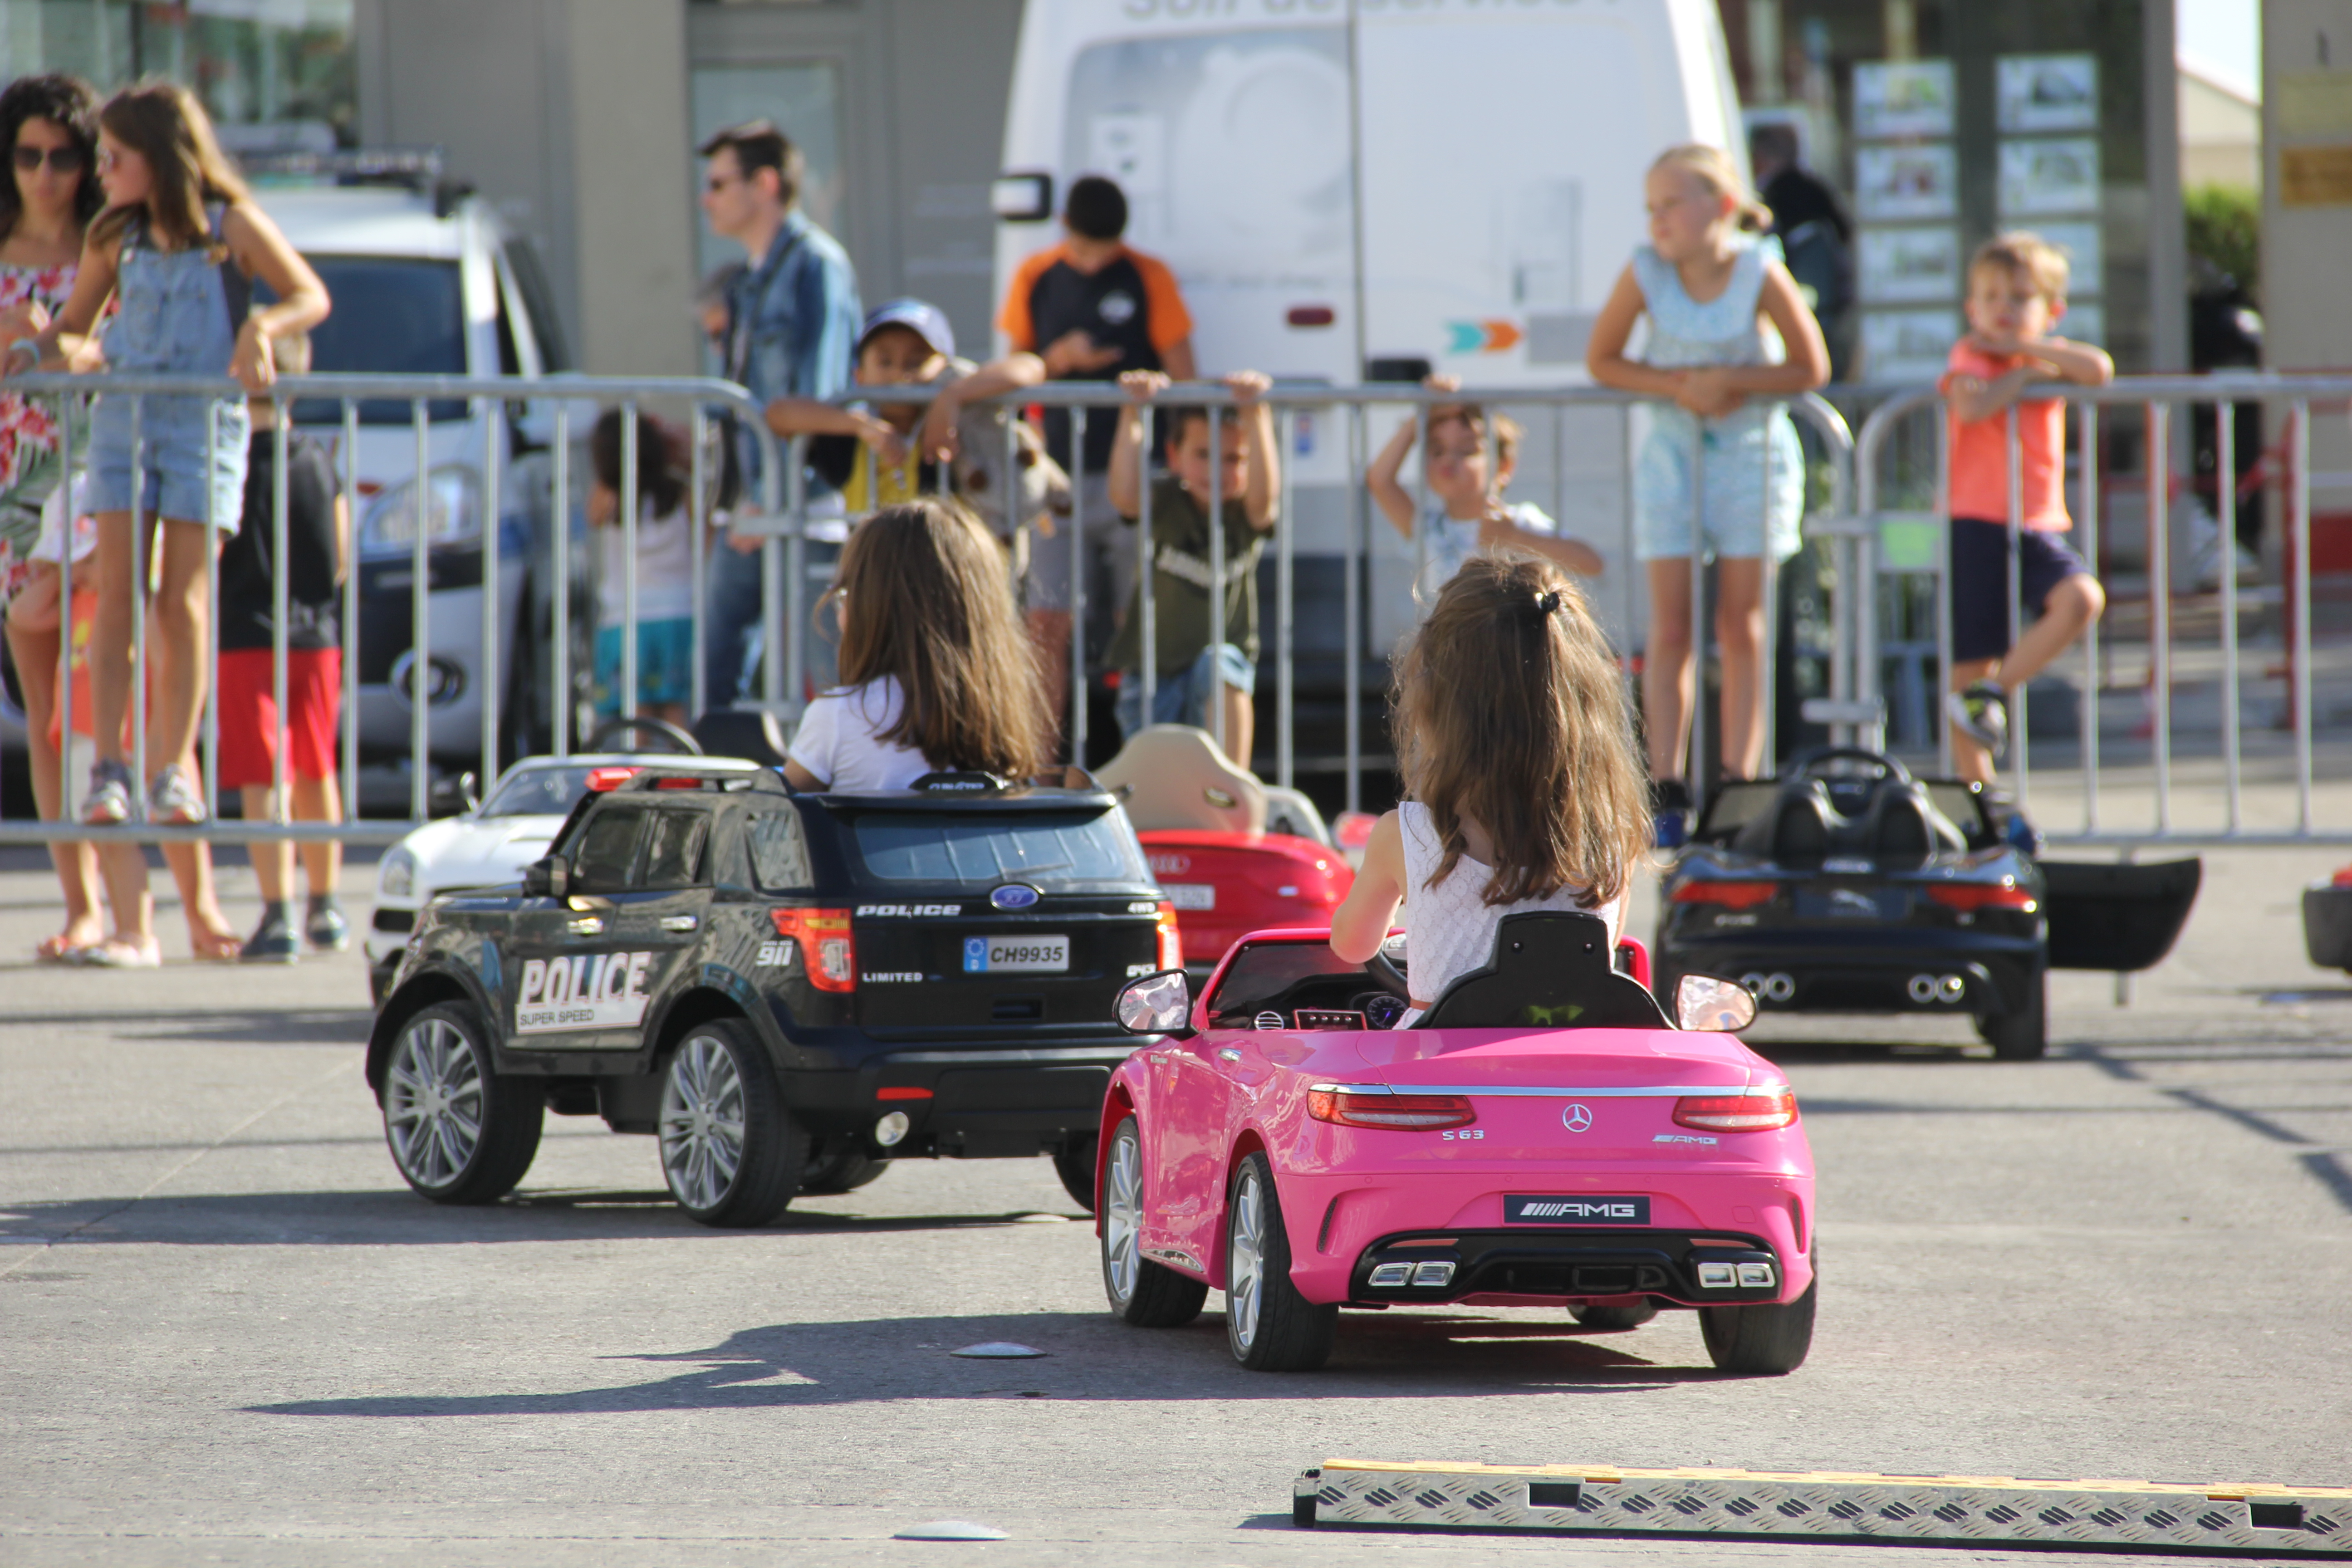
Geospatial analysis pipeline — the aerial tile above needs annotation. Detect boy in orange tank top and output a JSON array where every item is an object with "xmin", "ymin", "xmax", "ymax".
[{"xmin": 1940, "ymin": 232, "xmax": 2112, "ymax": 784}]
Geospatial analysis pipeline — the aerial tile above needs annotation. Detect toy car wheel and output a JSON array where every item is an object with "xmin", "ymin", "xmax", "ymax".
[
  {"xmin": 658, "ymin": 1019, "xmax": 805, "ymax": 1227},
  {"xmin": 800, "ymin": 1145, "xmax": 887, "ymax": 1195},
  {"xmin": 1570, "ymin": 1300, "xmax": 1660, "ymax": 1331},
  {"xmin": 1052, "ymin": 1133, "xmax": 1100, "ymax": 1213},
  {"xmin": 381, "ymin": 1001, "xmax": 543, "ymax": 1204},
  {"xmin": 1699, "ymin": 1277, "xmax": 1817, "ymax": 1375},
  {"xmin": 1225, "ymin": 1152, "xmax": 1337, "ymax": 1372},
  {"xmin": 1975, "ymin": 973, "xmax": 2048, "ymax": 1060},
  {"xmin": 1100, "ymin": 1117, "xmax": 1208, "ymax": 1327}
]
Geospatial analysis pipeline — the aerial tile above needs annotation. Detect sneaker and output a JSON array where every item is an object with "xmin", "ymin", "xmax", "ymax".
[
  {"xmin": 240, "ymin": 905, "xmax": 301, "ymax": 965},
  {"xmin": 148, "ymin": 764, "xmax": 207, "ymax": 826},
  {"xmin": 1945, "ymin": 681, "xmax": 2010, "ymax": 760},
  {"xmin": 305, "ymin": 898, "xmax": 351, "ymax": 953},
  {"xmin": 1651, "ymin": 777, "xmax": 1692, "ymax": 851},
  {"xmin": 82, "ymin": 758, "xmax": 136, "ymax": 826}
]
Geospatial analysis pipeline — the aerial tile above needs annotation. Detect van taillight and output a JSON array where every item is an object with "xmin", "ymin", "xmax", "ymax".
[
  {"xmin": 771, "ymin": 907, "xmax": 855, "ymax": 991},
  {"xmin": 1156, "ymin": 900, "xmax": 1182, "ymax": 971},
  {"xmin": 1672, "ymin": 1090, "xmax": 1797, "ymax": 1131},
  {"xmin": 1671, "ymin": 879, "xmax": 1778, "ymax": 910},
  {"xmin": 1307, "ymin": 1088, "xmax": 1475, "ymax": 1130}
]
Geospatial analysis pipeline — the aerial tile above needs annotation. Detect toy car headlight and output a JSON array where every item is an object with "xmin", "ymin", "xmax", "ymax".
[
  {"xmin": 362, "ymin": 465, "xmax": 483, "ymax": 556},
  {"xmin": 380, "ymin": 848, "xmax": 417, "ymax": 899}
]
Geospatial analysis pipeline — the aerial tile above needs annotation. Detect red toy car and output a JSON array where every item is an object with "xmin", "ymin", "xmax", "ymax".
[{"xmin": 1098, "ymin": 726, "xmax": 1354, "ymax": 977}]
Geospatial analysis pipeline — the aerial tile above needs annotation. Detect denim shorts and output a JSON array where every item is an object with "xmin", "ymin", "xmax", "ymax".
[
  {"xmin": 1948, "ymin": 516, "xmax": 2092, "ymax": 663},
  {"xmin": 1116, "ymin": 642, "xmax": 1256, "ymax": 740},
  {"xmin": 85, "ymin": 394, "xmax": 249, "ymax": 530},
  {"xmin": 595, "ymin": 617, "xmax": 696, "ymax": 713}
]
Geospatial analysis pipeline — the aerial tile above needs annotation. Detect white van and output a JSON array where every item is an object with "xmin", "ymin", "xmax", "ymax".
[{"xmin": 993, "ymin": 0, "xmax": 1746, "ymax": 753}]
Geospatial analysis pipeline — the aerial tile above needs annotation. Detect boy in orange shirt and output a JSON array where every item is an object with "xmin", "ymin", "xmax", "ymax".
[{"xmin": 1940, "ymin": 232, "xmax": 2112, "ymax": 783}]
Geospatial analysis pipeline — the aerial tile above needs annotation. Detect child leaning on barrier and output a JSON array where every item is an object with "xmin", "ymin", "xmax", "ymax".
[
  {"xmin": 588, "ymin": 407, "xmax": 697, "ymax": 731},
  {"xmin": 781, "ymin": 498, "xmax": 1047, "ymax": 792},
  {"xmin": 1328, "ymin": 557, "xmax": 1650, "ymax": 1025},
  {"xmin": 1105, "ymin": 367, "xmax": 1279, "ymax": 769},
  {"xmin": 1940, "ymin": 231, "xmax": 2112, "ymax": 785},
  {"xmin": 1, "ymin": 79, "xmax": 329, "ymax": 829},
  {"xmin": 216, "ymin": 326, "xmax": 350, "ymax": 962},
  {"xmin": 1586, "ymin": 143, "xmax": 1828, "ymax": 846},
  {"xmin": 1367, "ymin": 372, "xmax": 1603, "ymax": 598}
]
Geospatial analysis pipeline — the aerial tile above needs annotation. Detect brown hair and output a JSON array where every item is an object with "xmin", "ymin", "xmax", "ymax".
[
  {"xmin": 591, "ymin": 408, "xmax": 689, "ymax": 519},
  {"xmin": 1649, "ymin": 142, "xmax": 1772, "ymax": 234},
  {"xmin": 1392, "ymin": 555, "xmax": 1650, "ymax": 908},
  {"xmin": 0, "ymin": 74, "xmax": 103, "ymax": 238},
  {"xmin": 697, "ymin": 118, "xmax": 803, "ymax": 208},
  {"xmin": 90, "ymin": 79, "xmax": 250, "ymax": 257},
  {"xmin": 1969, "ymin": 230, "xmax": 2071, "ymax": 305},
  {"xmin": 1426, "ymin": 403, "xmax": 1524, "ymax": 470},
  {"xmin": 833, "ymin": 500, "xmax": 1048, "ymax": 778}
]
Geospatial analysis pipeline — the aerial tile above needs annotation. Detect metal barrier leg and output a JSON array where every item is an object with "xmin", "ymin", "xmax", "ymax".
[
  {"xmin": 1758, "ymin": 414, "xmax": 1777, "ymax": 778},
  {"xmin": 55, "ymin": 394, "xmax": 75, "ymax": 825},
  {"xmin": 1688, "ymin": 458, "xmax": 1706, "ymax": 817},
  {"xmin": 271, "ymin": 406, "xmax": 291, "ymax": 829},
  {"xmin": 552, "ymin": 403, "xmax": 571, "ymax": 759},
  {"xmin": 1936, "ymin": 410, "xmax": 1953, "ymax": 778},
  {"xmin": 689, "ymin": 407, "xmax": 707, "ymax": 723},
  {"xmin": 131, "ymin": 395, "xmax": 148, "ymax": 811},
  {"xmin": 480, "ymin": 395, "xmax": 502, "ymax": 773},
  {"xmin": 2079, "ymin": 402, "xmax": 2100, "ymax": 835},
  {"xmin": 1139, "ymin": 414, "xmax": 1157, "ymax": 731},
  {"xmin": 621, "ymin": 401, "xmax": 640, "ymax": 722},
  {"xmin": 2148, "ymin": 401, "xmax": 2171, "ymax": 835},
  {"xmin": 204, "ymin": 402, "xmax": 222, "ymax": 823},
  {"xmin": 1207, "ymin": 408, "xmax": 1226, "ymax": 756},
  {"xmin": 2216, "ymin": 401, "xmax": 2239, "ymax": 834},
  {"xmin": 2292, "ymin": 399, "xmax": 2313, "ymax": 834},
  {"xmin": 410, "ymin": 398, "xmax": 430, "ymax": 819},
  {"xmin": 341, "ymin": 402, "xmax": 359, "ymax": 817},
  {"xmin": 1343, "ymin": 401, "xmax": 1362, "ymax": 815},
  {"xmin": 1068, "ymin": 407, "xmax": 1087, "ymax": 763},
  {"xmin": 1277, "ymin": 406, "xmax": 1294, "ymax": 790},
  {"xmin": 2004, "ymin": 405, "xmax": 2025, "ymax": 809}
]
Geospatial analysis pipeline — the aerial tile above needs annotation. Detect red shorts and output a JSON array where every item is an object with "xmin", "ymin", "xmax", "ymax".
[{"xmin": 216, "ymin": 647, "xmax": 341, "ymax": 790}]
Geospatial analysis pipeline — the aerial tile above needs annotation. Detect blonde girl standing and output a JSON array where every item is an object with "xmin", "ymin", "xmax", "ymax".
[{"xmin": 1586, "ymin": 143, "xmax": 1828, "ymax": 842}]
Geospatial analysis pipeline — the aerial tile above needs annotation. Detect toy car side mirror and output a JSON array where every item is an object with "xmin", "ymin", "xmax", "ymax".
[
  {"xmin": 1676, "ymin": 974, "xmax": 1758, "ymax": 1032},
  {"xmin": 1116, "ymin": 970, "xmax": 1192, "ymax": 1038},
  {"xmin": 523, "ymin": 854, "xmax": 568, "ymax": 899},
  {"xmin": 458, "ymin": 770, "xmax": 481, "ymax": 813}
]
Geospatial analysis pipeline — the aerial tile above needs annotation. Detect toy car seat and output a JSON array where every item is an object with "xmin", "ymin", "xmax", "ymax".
[
  {"xmin": 1096, "ymin": 724, "xmax": 1267, "ymax": 834},
  {"xmin": 1415, "ymin": 911, "xmax": 1671, "ymax": 1030},
  {"xmin": 693, "ymin": 709, "xmax": 792, "ymax": 769},
  {"xmin": 1735, "ymin": 779, "xmax": 1846, "ymax": 869},
  {"xmin": 1860, "ymin": 779, "xmax": 1968, "ymax": 869},
  {"xmin": 1261, "ymin": 785, "xmax": 1333, "ymax": 847}
]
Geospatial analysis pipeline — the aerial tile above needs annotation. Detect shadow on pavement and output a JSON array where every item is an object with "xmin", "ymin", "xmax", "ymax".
[
  {"xmin": 246, "ymin": 1309, "xmax": 1721, "ymax": 1418},
  {"xmin": 0, "ymin": 1188, "xmax": 1097, "ymax": 1245},
  {"xmin": 0, "ymin": 1008, "xmax": 372, "ymax": 1045}
]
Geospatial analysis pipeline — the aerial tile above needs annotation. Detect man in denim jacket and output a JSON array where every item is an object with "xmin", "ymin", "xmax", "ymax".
[{"xmin": 698, "ymin": 119, "xmax": 862, "ymax": 707}]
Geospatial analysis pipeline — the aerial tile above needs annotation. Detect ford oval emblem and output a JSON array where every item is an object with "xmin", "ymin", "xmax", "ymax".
[{"xmin": 990, "ymin": 884, "xmax": 1040, "ymax": 911}]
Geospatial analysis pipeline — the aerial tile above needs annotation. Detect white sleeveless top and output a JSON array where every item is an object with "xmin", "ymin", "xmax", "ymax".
[{"xmin": 1396, "ymin": 801, "xmax": 1625, "ymax": 1027}]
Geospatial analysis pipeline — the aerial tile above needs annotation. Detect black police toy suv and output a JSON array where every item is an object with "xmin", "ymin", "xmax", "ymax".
[
  {"xmin": 1655, "ymin": 748, "xmax": 2200, "ymax": 1060},
  {"xmin": 366, "ymin": 761, "xmax": 1181, "ymax": 1225}
]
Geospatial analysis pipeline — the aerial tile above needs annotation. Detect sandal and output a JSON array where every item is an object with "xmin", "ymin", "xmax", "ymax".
[
  {"xmin": 36, "ymin": 929, "xmax": 103, "ymax": 964},
  {"xmin": 78, "ymin": 936, "xmax": 162, "ymax": 968},
  {"xmin": 188, "ymin": 925, "xmax": 244, "ymax": 964}
]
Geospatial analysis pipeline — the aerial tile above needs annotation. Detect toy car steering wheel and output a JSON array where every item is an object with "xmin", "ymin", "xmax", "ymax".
[
  {"xmin": 1365, "ymin": 950, "xmax": 1411, "ymax": 999},
  {"xmin": 1790, "ymin": 745, "xmax": 1910, "ymax": 782},
  {"xmin": 588, "ymin": 715, "xmax": 705, "ymax": 756}
]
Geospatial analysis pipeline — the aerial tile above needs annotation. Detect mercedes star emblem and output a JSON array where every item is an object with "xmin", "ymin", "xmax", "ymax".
[{"xmin": 1563, "ymin": 1103, "xmax": 1594, "ymax": 1133}]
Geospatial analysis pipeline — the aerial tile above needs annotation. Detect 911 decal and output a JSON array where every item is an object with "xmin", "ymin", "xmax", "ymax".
[
  {"xmin": 517, "ymin": 952, "xmax": 652, "ymax": 1034},
  {"xmin": 755, "ymin": 940, "xmax": 794, "ymax": 968}
]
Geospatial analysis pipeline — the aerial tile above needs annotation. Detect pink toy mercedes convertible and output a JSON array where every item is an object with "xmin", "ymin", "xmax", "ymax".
[{"xmin": 1093, "ymin": 911, "xmax": 1816, "ymax": 1374}]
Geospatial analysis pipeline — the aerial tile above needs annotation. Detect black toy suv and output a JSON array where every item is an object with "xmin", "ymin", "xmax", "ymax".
[{"xmin": 366, "ymin": 761, "xmax": 1180, "ymax": 1224}]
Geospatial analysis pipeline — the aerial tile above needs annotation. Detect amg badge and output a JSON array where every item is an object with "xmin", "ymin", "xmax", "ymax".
[{"xmin": 1505, "ymin": 1194, "xmax": 1651, "ymax": 1225}]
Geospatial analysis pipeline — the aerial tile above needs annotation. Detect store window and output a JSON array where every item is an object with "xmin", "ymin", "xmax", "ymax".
[
  {"xmin": 0, "ymin": 0, "xmax": 356, "ymax": 152},
  {"xmin": 1720, "ymin": 0, "xmax": 2151, "ymax": 377}
]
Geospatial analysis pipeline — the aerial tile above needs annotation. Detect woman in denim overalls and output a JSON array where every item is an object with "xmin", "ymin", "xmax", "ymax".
[{"xmin": 6, "ymin": 82, "xmax": 327, "ymax": 840}]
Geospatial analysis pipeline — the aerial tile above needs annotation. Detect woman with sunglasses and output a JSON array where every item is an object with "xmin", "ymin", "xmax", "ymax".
[{"xmin": 0, "ymin": 73, "xmax": 107, "ymax": 962}]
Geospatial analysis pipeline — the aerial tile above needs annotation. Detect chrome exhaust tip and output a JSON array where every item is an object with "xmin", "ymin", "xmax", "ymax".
[
  {"xmin": 1938, "ymin": 973, "xmax": 1967, "ymax": 1003},
  {"xmin": 1907, "ymin": 973, "xmax": 1939, "ymax": 1005},
  {"xmin": 1740, "ymin": 971, "xmax": 1769, "ymax": 998},
  {"xmin": 1764, "ymin": 973, "xmax": 1795, "ymax": 1002}
]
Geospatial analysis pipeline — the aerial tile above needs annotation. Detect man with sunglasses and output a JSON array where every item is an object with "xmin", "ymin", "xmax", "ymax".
[{"xmin": 696, "ymin": 118, "xmax": 861, "ymax": 708}]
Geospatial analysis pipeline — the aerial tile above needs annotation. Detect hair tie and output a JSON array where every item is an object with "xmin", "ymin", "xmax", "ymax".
[{"xmin": 1536, "ymin": 590, "xmax": 1562, "ymax": 615}]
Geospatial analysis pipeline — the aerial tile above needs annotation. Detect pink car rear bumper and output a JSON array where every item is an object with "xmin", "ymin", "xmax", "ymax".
[{"xmin": 1275, "ymin": 1157, "xmax": 1815, "ymax": 1307}]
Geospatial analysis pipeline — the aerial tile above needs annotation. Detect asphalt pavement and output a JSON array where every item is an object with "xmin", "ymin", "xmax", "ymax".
[{"xmin": 1, "ymin": 840, "xmax": 2347, "ymax": 1567}]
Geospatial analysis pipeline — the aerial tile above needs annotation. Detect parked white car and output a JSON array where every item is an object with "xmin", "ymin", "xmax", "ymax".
[{"xmin": 367, "ymin": 752, "xmax": 761, "ymax": 1003}]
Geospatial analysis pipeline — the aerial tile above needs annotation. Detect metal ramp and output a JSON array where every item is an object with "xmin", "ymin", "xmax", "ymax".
[{"xmin": 1295, "ymin": 1460, "xmax": 2352, "ymax": 1555}]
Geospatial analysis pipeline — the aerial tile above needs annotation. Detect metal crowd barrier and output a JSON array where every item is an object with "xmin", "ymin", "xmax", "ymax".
[
  {"xmin": 0, "ymin": 369, "xmax": 780, "ymax": 846},
  {"xmin": 1847, "ymin": 372, "xmax": 2352, "ymax": 848},
  {"xmin": 1, "ymin": 371, "xmax": 1866, "ymax": 842}
]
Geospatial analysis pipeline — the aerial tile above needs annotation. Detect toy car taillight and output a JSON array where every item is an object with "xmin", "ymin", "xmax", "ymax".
[
  {"xmin": 1672, "ymin": 1089, "xmax": 1798, "ymax": 1131},
  {"xmin": 771, "ymin": 907, "xmax": 856, "ymax": 991},
  {"xmin": 1307, "ymin": 1088, "xmax": 1475, "ymax": 1130},
  {"xmin": 585, "ymin": 766, "xmax": 641, "ymax": 792},
  {"xmin": 1927, "ymin": 882, "xmax": 2038, "ymax": 913},
  {"xmin": 1671, "ymin": 879, "xmax": 1778, "ymax": 910},
  {"xmin": 1156, "ymin": 900, "xmax": 1183, "ymax": 970}
]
